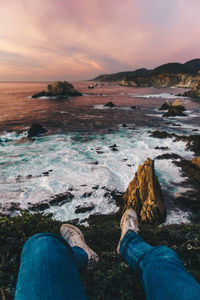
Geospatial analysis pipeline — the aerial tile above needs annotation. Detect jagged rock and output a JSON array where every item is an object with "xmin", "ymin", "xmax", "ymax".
[
  {"xmin": 32, "ymin": 81, "xmax": 82, "ymax": 98},
  {"xmin": 163, "ymin": 109, "xmax": 187, "ymax": 117},
  {"xmin": 191, "ymin": 157, "xmax": 200, "ymax": 168},
  {"xmin": 160, "ymin": 99, "xmax": 186, "ymax": 116},
  {"xmin": 159, "ymin": 100, "xmax": 172, "ymax": 110},
  {"xmin": 123, "ymin": 158, "xmax": 167, "ymax": 224},
  {"xmin": 183, "ymin": 82, "xmax": 200, "ymax": 99},
  {"xmin": 172, "ymin": 99, "xmax": 186, "ymax": 111},
  {"xmin": 27, "ymin": 123, "xmax": 47, "ymax": 137},
  {"xmin": 174, "ymin": 159, "xmax": 200, "ymax": 187},
  {"xmin": 104, "ymin": 102, "xmax": 116, "ymax": 107}
]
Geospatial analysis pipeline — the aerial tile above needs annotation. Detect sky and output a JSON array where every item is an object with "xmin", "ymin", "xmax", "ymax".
[{"xmin": 0, "ymin": 0, "xmax": 200, "ymax": 81}]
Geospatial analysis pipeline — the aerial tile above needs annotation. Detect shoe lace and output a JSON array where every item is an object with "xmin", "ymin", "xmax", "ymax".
[
  {"xmin": 126, "ymin": 215, "xmax": 137, "ymax": 230},
  {"xmin": 64, "ymin": 230, "xmax": 77, "ymax": 246}
]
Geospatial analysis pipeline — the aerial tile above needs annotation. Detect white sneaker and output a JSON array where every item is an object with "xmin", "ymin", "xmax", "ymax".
[
  {"xmin": 60, "ymin": 224, "xmax": 99, "ymax": 263},
  {"xmin": 117, "ymin": 208, "xmax": 139, "ymax": 254}
]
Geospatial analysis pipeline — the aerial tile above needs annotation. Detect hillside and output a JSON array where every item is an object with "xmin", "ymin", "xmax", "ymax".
[{"xmin": 93, "ymin": 59, "xmax": 200, "ymax": 82}]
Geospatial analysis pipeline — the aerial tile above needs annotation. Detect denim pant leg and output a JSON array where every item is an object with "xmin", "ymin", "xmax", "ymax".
[
  {"xmin": 14, "ymin": 233, "xmax": 88, "ymax": 300},
  {"xmin": 120, "ymin": 231, "xmax": 200, "ymax": 300}
]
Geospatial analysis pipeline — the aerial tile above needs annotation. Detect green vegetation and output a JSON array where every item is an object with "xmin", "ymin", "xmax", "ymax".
[{"xmin": 1, "ymin": 212, "xmax": 200, "ymax": 300}]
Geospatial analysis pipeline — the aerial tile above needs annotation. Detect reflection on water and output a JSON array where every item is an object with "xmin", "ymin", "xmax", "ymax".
[{"xmin": 0, "ymin": 81, "xmax": 199, "ymax": 134}]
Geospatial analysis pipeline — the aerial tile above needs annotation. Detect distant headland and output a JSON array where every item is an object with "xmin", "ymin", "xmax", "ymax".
[{"xmin": 93, "ymin": 59, "xmax": 200, "ymax": 98}]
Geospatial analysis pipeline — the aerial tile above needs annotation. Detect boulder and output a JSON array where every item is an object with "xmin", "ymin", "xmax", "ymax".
[
  {"xmin": 104, "ymin": 101, "xmax": 116, "ymax": 107},
  {"xmin": 123, "ymin": 158, "xmax": 167, "ymax": 224},
  {"xmin": 191, "ymin": 156, "xmax": 200, "ymax": 168},
  {"xmin": 32, "ymin": 81, "xmax": 82, "ymax": 98},
  {"xmin": 159, "ymin": 100, "xmax": 172, "ymax": 110},
  {"xmin": 27, "ymin": 123, "xmax": 47, "ymax": 137}
]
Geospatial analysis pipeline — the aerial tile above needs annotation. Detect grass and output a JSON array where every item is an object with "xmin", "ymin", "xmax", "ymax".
[{"xmin": 0, "ymin": 211, "xmax": 200, "ymax": 300}]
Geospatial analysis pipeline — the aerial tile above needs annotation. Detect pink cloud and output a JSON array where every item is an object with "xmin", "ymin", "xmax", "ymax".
[{"xmin": 0, "ymin": 0, "xmax": 199, "ymax": 81}]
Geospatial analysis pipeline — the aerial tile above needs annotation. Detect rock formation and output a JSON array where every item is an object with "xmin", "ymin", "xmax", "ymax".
[
  {"xmin": 183, "ymin": 82, "xmax": 200, "ymax": 99},
  {"xmin": 32, "ymin": 81, "xmax": 82, "ymax": 98},
  {"xmin": 93, "ymin": 59, "xmax": 200, "ymax": 92},
  {"xmin": 159, "ymin": 99, "xmax": 187, "ymax": 117},
  {"xmin": 28, "ymin": 123, "xmax": 47, "ymax": 137},
  {"xmin": 159, "ymin": 100, "xmax": 172, "ymax": 110},
  {"xmin": 191, "ymin": 156, "xmax": 200, "ymax": 168},
  {"xmin": 123, "ymin": 158, "xmax": 167, "ymax": 224}
]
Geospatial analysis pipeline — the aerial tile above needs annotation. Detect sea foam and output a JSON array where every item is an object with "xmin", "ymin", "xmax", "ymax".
[{"xmin": 0, "ymin": 125, "xmax": 196, "ymax": 223}]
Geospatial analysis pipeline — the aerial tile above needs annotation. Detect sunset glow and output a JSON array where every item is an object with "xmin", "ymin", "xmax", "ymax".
[{"xmin": 0, "ymin": 0, "xmax": 200, "ymax": 81}]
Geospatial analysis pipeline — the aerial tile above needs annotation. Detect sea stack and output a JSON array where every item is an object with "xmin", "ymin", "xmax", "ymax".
[{"xmin": 123, "ymin": 158, "xmax": 167, "ymax": 224}]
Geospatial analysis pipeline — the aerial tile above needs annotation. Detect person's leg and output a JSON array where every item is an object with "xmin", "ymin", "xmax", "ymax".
[
  {"xmin": 118, "ymin": 209, "xmax": 200, "ymax": 300},
  {"xmin": 15, "ymin": 229, "xmax": 98, "ymax": 300}
]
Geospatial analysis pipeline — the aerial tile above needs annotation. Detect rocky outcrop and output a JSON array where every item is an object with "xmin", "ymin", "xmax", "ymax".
[
  {"xmin": 183, "ymin": 82, "xmax": 200, "ymax": 99},
  {"xmin": 123, "ymin": 158, "xmax": 167, "ymax": 224},
  {"xmin": 28, "ymin": 123, "xmax": 47, "ymax": 137},
  {"xmin": 159, "ymin": 99, "xmax": 187, "ymax": 117},
  {"xmin": 121, "ymin": 73, "xmax": 200, "ymax": 88},
  {"xmin": 191, "ymin": 157, "xmax": 200, "ymax": 168},
  {"xmin": 159, "ymin": 100, "xmax": 172, "ymax": 110},
  {"xmin": 93, "ymin": 59, "xmax": 200, "ymax": 91},
  {"xmin": 32, "ymin": 81, "xmax": 82, "ymax": 98}
]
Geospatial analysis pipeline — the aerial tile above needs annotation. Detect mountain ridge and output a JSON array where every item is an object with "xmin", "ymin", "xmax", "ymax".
[{"xmin": 93, "ymin": 59, "xmax": 200, "ymax": 82}]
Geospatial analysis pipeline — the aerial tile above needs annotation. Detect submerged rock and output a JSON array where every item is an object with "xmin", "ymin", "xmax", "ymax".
[
  {"xmin": 150, "ymin": 130, "xmax": 174, "ymax": 139},
  {"xmin": 27, "ymin": 123, "xmax": 47, "ymax": 137},
  {"xmin": 123, "ymin": 158, "xmax": 167, "ymax": 224},
  {"xmin": 75, "ymin": 204, "xmax": 95, "ymax": 214},
  {"xmin": 32, "ymin": 81, "xmax": 82, "ymax": 98},
  {"xmin": 29, "ymin": 191, "xmax": 74, "ymax": 211},
  {"xmin": 156, "ymin": 153, "xmax": 181, "ymax": 160},
  {"xmin": 104, "ymin": 101, "xmax": 116, "ymax": 107}
]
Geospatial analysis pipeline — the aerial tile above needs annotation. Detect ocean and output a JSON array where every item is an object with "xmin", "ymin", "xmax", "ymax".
[{"xmin": 0, "ymin": 81, "xmax": 200, "ymax": 224}]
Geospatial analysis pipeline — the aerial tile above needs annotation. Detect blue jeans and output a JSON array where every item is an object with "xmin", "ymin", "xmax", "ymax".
[
  {"xmin": 14, "ymin": 233, "xmax": 88, "ymax": 300},
  {"xmin": 15, "ymin": 232, "xmax": 200, "ymax": 300},
  {"xmin": 120, "ymin": 231, "xmax": 200, "ymax": 300}
]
